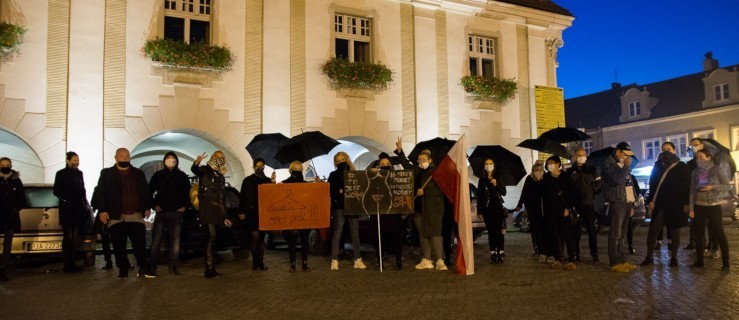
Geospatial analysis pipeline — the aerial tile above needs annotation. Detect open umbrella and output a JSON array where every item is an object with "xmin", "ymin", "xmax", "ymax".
[
  {"xmin": 408, "ymin": 137, "xmax": 456, "ymax": 165},
  {"xmin": 537, "ymin": 127, "xmax": 591, "ymax": 143},
  {"xmin": 698, "ymin": 138, "xmax": 736, "ymax": 173},
  {"xmin": 586, "ymin": 147, "xmax": 639, "ymax": 170},
  {"xmin": 274, "ymin": 131, "xmax": 340, "ymax": 164},
  {"xmin": 469, "ymin": 145, "xmax": 526, "ymax": 186},
  {"xmin": 517, "ymin": 138, "xmax": 570, "ymax": 159},
  {"xmin": 245, "ymin": 133, "xmax": 290, "ymax": 169}
]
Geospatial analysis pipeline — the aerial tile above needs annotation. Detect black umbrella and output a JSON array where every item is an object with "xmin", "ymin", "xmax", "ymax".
[
  {"xmin": 586, "ymin": 147, "xmax": 639, "ymax": 169},
  {"xmin": 701, "ymin": 138, "xmax": 731, "ymax": 155},
  {"xmin": 469, "ymin": 145, "xmax": 526, "ymax": 186},
  {"xmin": 699, "ymin": 138, "xmax": 736, "ymax": 173},
  {"xmin": 517, "ymin": 138, "xmax": 570, "ymax": 159},
  {"xmin": 408, "ymin": 137, "xmax": 456, "ymax": 165},
  {"xmin": 537, "ymin": 127, "xmax": 591, "ymax": 143},
  {"xmin": 274, "ymin": 131, "xmax": 340, "ymax": 164},
  {"xmin": 245, "ymin": 133, "xmax": 290, "ymax": 169}
]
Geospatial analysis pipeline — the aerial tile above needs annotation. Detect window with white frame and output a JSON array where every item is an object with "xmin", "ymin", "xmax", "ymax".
[
  {"xmin": 714, "ymin": 83, "xmax": 729, "ymax": 101},
  {"xmin": 468, "ymin": 35, "xmax": 496, "ymax": 78},
  {"xmin": 628, "ymin": 101, "xmax": 641, "ymax": 117},
  {"xmin": 164, "ymin": 0, "xmax": 212, "ymax": 43},
  {"xmin": 582, "ymin": 140, "xmax": 593, "ymax": 155},
  {"xmin": 642, "ymin": 138, "xmax": 661, "ymax": 161},
  {"xmin": 334, "ymin": 14, "xmax": 371, "ymax": 63},
  {"xmin": 666, "ymin": 134, "xmax": 688, "ymax": 158},
  {"xmin": 693, "ymin": 130, "xmax": 715, "ymax": 140}
]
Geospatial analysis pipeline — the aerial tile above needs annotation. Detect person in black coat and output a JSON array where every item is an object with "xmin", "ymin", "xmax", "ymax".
[
  {"xmin": 148, "ymin": 151, "xmax": 191, "ymax": 276},
  {"xmin": 641, "ymin": 142, "xmax": 690, "ymax": 267},
  {"xmin": 191, "ymin": 150, "xmax": 232, "ymax": 278},
  {"xmin": 281, "ymin": 161, "xmax": 317, "ymax": 272},
  {"xmin": 541, "ymin": 155, "xmax": 579, "ymax": 270},
  {"xmin": 96, "ymin": 148, "xmax": 152, "ymax": 279},
  {"xmin": 328, "ymin": 152, "xmax": 366, "ymax": 270},
  {"xmin": 238, "ymin": 157, "xmax": 275, "ymax": 271},
  {"xmin": 476, "ymin": 158, "xmax": 508, "ymax": 264},
  {"xmin": 0, "ymin": 157, "xmax": 26, "ymax": 281},
  {"xmin": 369, "ymin": 149, "xmax": 405, "ymax": 270},
  {"xmin": 516, "ymin": 161, "xmax": 545, "ymax": 261},
  {"xmin": 53, "ymin": 152, "xmax": 90, "ymax": 273}
]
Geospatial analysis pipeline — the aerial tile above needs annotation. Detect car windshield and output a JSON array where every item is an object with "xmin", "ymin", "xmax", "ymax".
[{"xmin": 25, "ymin": 187, "xmax": 59, "ymax": 208}]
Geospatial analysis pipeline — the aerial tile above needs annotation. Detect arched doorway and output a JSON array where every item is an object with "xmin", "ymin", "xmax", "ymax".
[{"xmin": 0, "ymin": 128, "xmax": 44, "ymax": 183}]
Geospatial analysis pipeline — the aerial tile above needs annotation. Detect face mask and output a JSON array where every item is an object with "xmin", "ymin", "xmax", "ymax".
[
  {"xmin": 485, "ymin": 164, "xmax": 495, "ymax": 172},
  {"xmin": 380, "ymin": 166, "xmax": 392, "ymax": 171},
  {"xmin": 419, "ymin": 162, "xmax": 429, "ymax": 170},
  {"xmin": 617, "ymin": 162, "xmax": 625, "ymax": 168},
  {"xmin": 697, "ymin": 159, "xmax": 712, "ymax": 169},
  {"xmin": 117, "ymin": 161, "xmax": 130, "ymax": 168},
  {"xmin": 165, "ymin": 158, "xmax": 177, "ymax": 169},
  {"xmin": 0, "ymin": 167, "xmax": 11, "ymax": 174},
  {"xmin": 693, "ymin": 145, "xmax": 702, "ymax": 152},
  {"xmin": 291, "ymin": 171, "xmax": 304, "ymax": 180},
  {"xmin": 69, "ymin": 164, "xmax": 79, "ymax": 170},
  {"xmin": 255, "ymin": 167, "xmax": 265, "ymax": 176},
  {"xmin": 547, "ymin": 164, "xmax": 557, "ymax": 172},
  {"xmin": 336, "ymin": 162, "xmax": 349, "ymax": 171},
  {"xmin": 576, "ymin": 156, "xmax": 587, "ymax": 165}
]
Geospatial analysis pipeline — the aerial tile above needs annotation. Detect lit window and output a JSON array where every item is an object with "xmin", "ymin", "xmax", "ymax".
[
  {"xmin": 334, "ymin": 14, "xmax": 371, "ymax": 63},
  {"xmin": 582, "ymin": 140, "xmax": 593, "ymax": 155},
  {"xmin": 666, "ymin": 134, "xmax": 688, "ymax": 158},
  {"xmin": 468, "ymin": 35, "xmax": 496, "ymax": 78},
  {"xmin": 693, "ymin": 130, "xmax": 715, "ymax": 140},
  {"xmin": 628, "ymin": 101, "xmax": 641, "ymax": 117},
  {"xmin": 164, "ymin": 0, "xmax": 212, "ymax": 43},
  {"xmin": 714, "ymin": 83, "xmax": 729, "ymax": 101},
  {"xmin": 642, "ymin": 138, "xmax": 661, "ymax": 161}
]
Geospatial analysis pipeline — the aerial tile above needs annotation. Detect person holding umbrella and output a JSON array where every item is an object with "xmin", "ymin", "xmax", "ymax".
[
  {"xmin": 476, "ymin": 158, "xmax": 508, "ymax": 264},
  {"xmin": 541, "ymin": 155, "xmax": 578, "ymax": 271},
  {"xmin": 516, "ymin": 161, "xmax": 546, "ymax": 262},
  {"xmin": 191, "ymin": 151, "xmax": 232, "ymax": 278},
  {"xmin": 281, "ymin": 161, "xmax": 318, "ymax": 272},
  {"xmin": 238, "ymin": 157, "xmax": 276, "ymax": 271},
  {"xmin": 328, "ymin": 151, "xmax": 367, "ymax": 271}
]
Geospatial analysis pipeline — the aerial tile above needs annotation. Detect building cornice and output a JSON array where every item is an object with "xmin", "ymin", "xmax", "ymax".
[
  {"xmin": 395, "ymin": 0, "xmax": 486, "ymax": 15},
  {"xmin": 601, "ymin": 103, "xmax": 739, "ymax": 133}
]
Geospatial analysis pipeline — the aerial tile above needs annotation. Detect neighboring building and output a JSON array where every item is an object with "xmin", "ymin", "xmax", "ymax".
[
  {"xmin": 565, "ymin": 53, "xmax": 739, "ymax": 188},
  {"xmin": 0, "ymin": 0, "xmax": 572, "ymax": 194}
]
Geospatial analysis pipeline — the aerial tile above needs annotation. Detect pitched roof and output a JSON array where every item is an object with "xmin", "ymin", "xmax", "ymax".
[
  {"xmin": 495, "ymin": 0, "xmax": 572, "ymax": 16},
  {"xmin": 564, "ymin": 64, "xmax": 738, "ymax": 129}
]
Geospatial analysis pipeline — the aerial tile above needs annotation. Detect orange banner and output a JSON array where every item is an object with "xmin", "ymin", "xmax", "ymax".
[{"xmin": 258, "ymin": 182, "xmax": 330, "ymax": 231}]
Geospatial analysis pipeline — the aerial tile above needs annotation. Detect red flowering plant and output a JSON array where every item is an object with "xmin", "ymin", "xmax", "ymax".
[
  {"xmin": 142, "ymin": 38, "xmax": 235, "ymax": 72},
  {"xmin": 321, "ymin": 57, "xmax": 393, "ymax": 91},
  {"xmin": 460, "ymin": 75, "xmax": 518, "ymax": 104},
  {"xmin": 0, "ymin": 22, "xmax": 26, "ymax": 56}
]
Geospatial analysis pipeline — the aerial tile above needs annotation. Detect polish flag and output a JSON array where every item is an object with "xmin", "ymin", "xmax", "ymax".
[{"xmin": 432, "ymin": 134, "xmax": 474, "ymax": 275}]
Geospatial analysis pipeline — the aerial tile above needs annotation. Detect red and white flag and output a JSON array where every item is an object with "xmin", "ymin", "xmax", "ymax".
[{"xmin": 432, "ymin": 134, "xmax": 474, "ymax": 275}]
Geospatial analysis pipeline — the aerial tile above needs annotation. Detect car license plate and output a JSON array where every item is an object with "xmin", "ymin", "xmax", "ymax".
[{"xmin": 26, "ymin": 241, "xmax": 63, "ymax": 251}]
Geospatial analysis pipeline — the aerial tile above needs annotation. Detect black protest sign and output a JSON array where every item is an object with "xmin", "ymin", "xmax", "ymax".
[{"xmin": 343, "ymin": 170, "xmax": 414, "ymax": 215}]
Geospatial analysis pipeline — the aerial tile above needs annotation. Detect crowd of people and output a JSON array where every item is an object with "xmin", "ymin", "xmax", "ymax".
[{"xmin": 0, "ymin": 137, "xmax": 733, "ymax": 281}]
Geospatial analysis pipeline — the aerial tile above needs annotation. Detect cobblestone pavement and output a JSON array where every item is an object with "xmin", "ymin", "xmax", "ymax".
[{"xmin": 2, "ymin": 222, "xmax": 739, "ymax": 320}]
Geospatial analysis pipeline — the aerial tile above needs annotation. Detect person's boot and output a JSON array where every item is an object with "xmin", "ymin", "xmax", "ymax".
[
  {"xmin": 289, "ymin": 261, "xmax": 297, "ymax": 273},
  {"xmin": 394, "ymin": 257, "xmax": 403, "ymax": 270},
  {"xmin": 302, "ymin": 261, "xmax": 311, "ymax": 272},
  {"xmin": 0, "ymin": 267, "xmax": 8, "ymax": 282},
  {"xmin": 640, "ymin": 257, "xmax": 654, "ymax": 266},
  {"xmin": 489, "ymin": 252, "xmax": 498, "ymax": 264}
]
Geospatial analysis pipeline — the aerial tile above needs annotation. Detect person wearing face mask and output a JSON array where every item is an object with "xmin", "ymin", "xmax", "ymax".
[
  {"xmin": 369, "ymin": 146, "xmax": 405, "ymax": 270},
  {"xmin": 238, "ymin": 157, "xmax": 276, "ymax": 271},
  {"xmin": 689, "ymin": 149, "xmax": 731, "ymax": 271},
  {"xmin": 281, "ymin": 161, "xmax": 317, "ymax": 272},
  {"xmin": 541, "ymin": 156, "xmax": 578, "ymax": 271},
  {"xmin": 477, "ymin": 158, "xmax": 508, "ymax": 264},
  {"xmin": 516, "ymin": 161, "xmax": 546, "ymax": 262},
  {"xmin": 0, "ymin": 157, "xmax": 26, "ymax": 281},
  {"xmin": 602, "ymin": 142, "xmax": 638, "ymax": 273},
  {"xmin": 565, "ymin": 148, "xmax": 601, "ymax": 263},
  {"xmin": 328, "ymin": 151, "xmax": 366, "ymax": 271},
  {"xmin": 53, "ymin": 152, "xmax": 90, "ymax": 273},
  {"xmin": 640, "ymin": 142, "xmax": 690, "ymax": 268},
  {"xmin": 96, "ymin": 148, "xmax": 153, "ymax": 279},
  {"xmin": 192, "ymin": 150, "xmax": 232, "ymax": 278},
  {"xmin": 147, "ymin": 151, "xmax": 191, "ymax": 276}
]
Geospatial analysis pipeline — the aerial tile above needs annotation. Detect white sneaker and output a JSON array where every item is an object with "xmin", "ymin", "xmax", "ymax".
[
  {"xmin": 354, "ymin": 258, "xmax": 367, "ymax": 269},
  {"xmin": 330, "ymin": 259, "xmax": 339, "ymax": 271},
  {"xmin": 415, "ymin": 258, "xmax": 434, "ymax": 270},
  {"xmin": 435, "ymin": 259, "xmax": 448, "ymax": 271},
  {"xmin": 538, "ymin": 254, "xmax": 547, "ymax": 263},
  {"xmin": 546, "ymin": 256, "xmax": 556, "ymax": 263},
  {"xmin": 712, "ymin": 250, "xmax": 721, "ymax": 259}
]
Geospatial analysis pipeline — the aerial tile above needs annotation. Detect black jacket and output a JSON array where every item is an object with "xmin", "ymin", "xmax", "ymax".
[
  {"xmin": 0, "ymin": 170, "xmax": 26, "ymax": 230},
  {"xmin": 53, "ymin": 167, "xmax": 89, "ymax": 226},
  {"xmin": 95, "ymin": 165, "xmax": 152, "ymax": 220},
  {"xmin": 565, "ymin": 163, "xmax": 600, "ymax": 206},
  {"xmin": 328, "ymin": 168, "xmax": 348, "ymax": 210},
  {"xmin": 648, "ymin": 160, "xmax": 690, "ymax": 228},
  {"xmin": 516, "ymin": 175, "xmax": 543, "ymax": 219},
  {"xmin": 191, "ymin": 163, "xmax": 226, "ymax": 225},
  {"xmin": 541, "ymin": 171, "xmax": 577, "ymax": 220},
  {"xmin": 239, "ymin": 173, "xmax": 272, "ymax": 229},
  {"xmin": 476, "ymin": 171, "xmax": 507, "ymax": 214},
  {"xmin": 149, "ymin": 152, "xmax": 191, "ymax": 212}
]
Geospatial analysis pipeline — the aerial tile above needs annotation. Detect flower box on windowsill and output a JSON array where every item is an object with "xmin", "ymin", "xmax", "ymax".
[
  {"xmin": 460, "ymin": 75, "xmax": 518, "ymax": 105},
  {"xmin": 142, "ymin": 38, "xmax": 235, "ymax": 73},
  {"xmin": 149, "ymin": 61, "xmax": 223, "ymax": 88},
  {"xmin": 321, "ymin": 57, "xmax": 393, "ymax": 93},
  {"xmin": 0, "ymin": 22, "xmax": 26, "ymax": 61}
]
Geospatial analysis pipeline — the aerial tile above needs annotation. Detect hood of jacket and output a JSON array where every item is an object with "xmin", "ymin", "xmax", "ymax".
[{"xmin": 163, "ymin": 151, "xmax": 180, "ymax": 169}]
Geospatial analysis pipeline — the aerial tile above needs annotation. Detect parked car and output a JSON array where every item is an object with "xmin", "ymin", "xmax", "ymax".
[
  {"xmin": 0, "ymin": 184, "xmax": 96, "ymax": 265},
  {"xmin": 721, "ymin": 185, "xmax": 738, "ymax": 221},
  {"xmin": 469, "ymin": 183, "xmax": 487, "ymax": 240}
]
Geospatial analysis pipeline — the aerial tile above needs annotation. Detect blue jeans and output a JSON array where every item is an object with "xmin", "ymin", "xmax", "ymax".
[
  {"xmin": 608, "ymin": 202, "xmax": 630, "ymax": 266},
  {"xmin": 149, "ymin": 211, "xmax": 183, "ymax": 272}
]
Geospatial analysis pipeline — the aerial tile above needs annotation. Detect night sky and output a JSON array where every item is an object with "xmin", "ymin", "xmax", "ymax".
[{"xmin": 554, "ymin": 0, "xmax": 739, "ymax": 99}]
